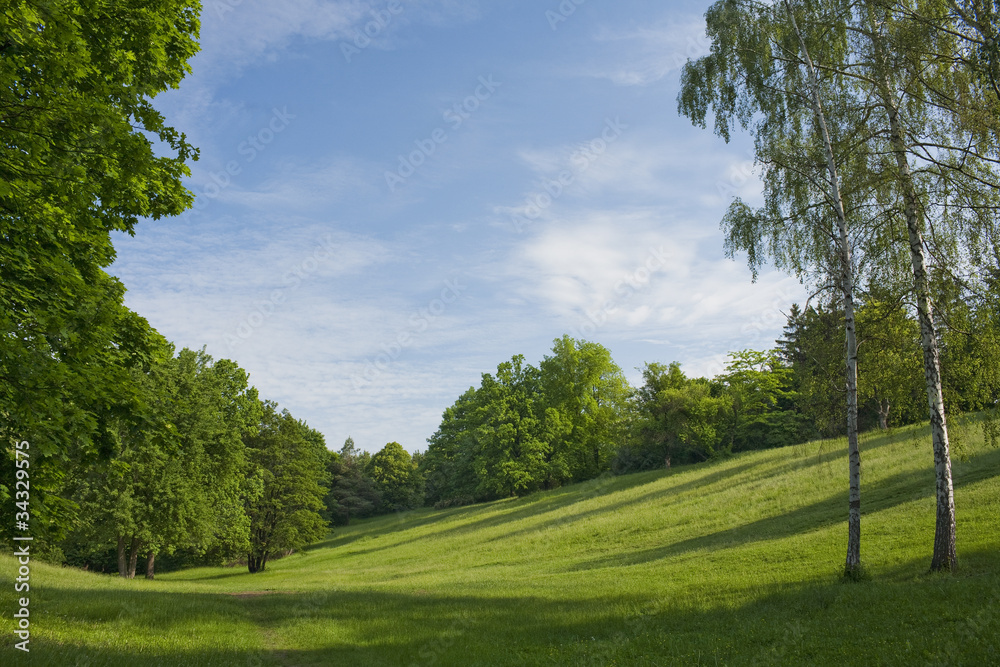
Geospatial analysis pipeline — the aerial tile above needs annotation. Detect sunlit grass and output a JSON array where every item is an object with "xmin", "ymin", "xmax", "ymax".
[{"xmin": 2, "ymin": 416, "xmax": 998, "ymax": 665}]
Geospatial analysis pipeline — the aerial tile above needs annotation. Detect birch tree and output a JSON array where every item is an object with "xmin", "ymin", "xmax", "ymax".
[
  {"xmin": 679, "ymin": 0, "xmax": 870, "ymax": 576},
  {"xmin": 684, "ymin": 0, "xmax": 1000, "ymax": 574},
  {"xmin": 840, "ymin": 0, "xmax": 1000, "ymax": 571}
]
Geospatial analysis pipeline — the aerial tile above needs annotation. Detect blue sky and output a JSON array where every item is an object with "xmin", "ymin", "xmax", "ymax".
[{"xmin": 111, "ymin": 0, "xmax": 806, "ymax": 454}]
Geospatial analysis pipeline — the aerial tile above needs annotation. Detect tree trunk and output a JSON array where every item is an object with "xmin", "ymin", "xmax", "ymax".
[
  {"xmin": 117, "ymin": 534, "xmax": 128, "ymax": 579},
  {"xmin": 872, "ymin": 26, "xmax": 958, "ymax": 572},
  {"xmin": 248, "ymin": 552, "xmax": 268, "ymax": 574},
  {"xmin": 878, "ymin": 398, "xmax": 891, "ymax": 430},
  {"xmin": 127, "ymin": 535, "xmax": 141, "ymax": 579},
  {"xmin": 145, "ymin": 551, "xmax": 156, "ymax": 580},
  {"xmin": 785, "ymin": 0, "xmax": 862, "ymax": 577}
]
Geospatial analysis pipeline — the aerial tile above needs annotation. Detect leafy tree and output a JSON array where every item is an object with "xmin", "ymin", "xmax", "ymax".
[
  {"xmin": 679, "ymin": 0, "xmax": 1000, "ymax": 575},
  {"xmin": 367, "ymin": 442, "xmax": 422, "ymax": 512},
  {"xmin": 625, "ymin": 362, "xmax": 729, "ymax": 470},
  {"xmin": 472, "ymin": 356, "xmax": 552, "ymax": 498},
  {"xmin": 539, "ymin": 336, "xmax": 631, "ymax": 484},
  {"xmin": 719, "ymin": 350, "xmax": 799, "ymax": 451},
  {"xmin": 856, "ymin": 298, "xmax": 925, "ymax": 429},
  {"xmin": 0, "ymin": 0, "xmax": 200, "ymax": 539},
  {"xmin": 244, "ymin": 403, "xmax": 329, "ymax": 573},
  {"xmin": 777, "ymin": 302, "xmax": 848, "ymax": 438},
  {"xmin": 847, "ymin": 0, "xmax": 1000, "ymax": 571},
  {"xmin": 64, "ymin": 347, "xmax": 260, "ymax": 578},
  {"xmin": 422, "ymin": 389, "xmax": 482, "ymax": 506},
  {"xmin": 633, "ymin": 362, "xmax": 692, "ymax": 463},
  {"xmin": 935, "ymin": 279, "xmax": 1000, "ymax": 416}
]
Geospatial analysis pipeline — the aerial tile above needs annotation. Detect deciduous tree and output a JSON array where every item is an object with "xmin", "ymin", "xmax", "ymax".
[{"xmin": 244, "ymin": 404, "xmax": 329, "ymax": 573}]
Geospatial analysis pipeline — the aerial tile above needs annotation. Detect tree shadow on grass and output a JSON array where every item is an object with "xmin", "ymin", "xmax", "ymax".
[
  {"xmin": 21, "ymin": 557, "xmax": 1000, "ymax": 667},
  {"xmin": 167, "ymin": 568, "xmax": 258, "ymax": 582},
  {"xmin": 569, "ymin": 446, "xmax": 1000, "ymax": 572},
  {"xmin": 330, "ymin": 462, "xmax": 778, "ymax": 561},
  {"xmin": 488, "ymin": 449, "xmax": 852, "ymax": 548},
  {"xmin": 369, "ymin": 426, "xmax": 930, "ymax": 556}
]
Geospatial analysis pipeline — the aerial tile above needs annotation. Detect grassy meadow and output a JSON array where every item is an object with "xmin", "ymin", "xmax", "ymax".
[{"xmin": 2, "ymin": 416, "xmax": 999, "ymax": 666}]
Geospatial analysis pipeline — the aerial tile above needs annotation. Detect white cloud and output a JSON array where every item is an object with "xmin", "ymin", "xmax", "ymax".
[
  {"xmin": 497, "ymin": 128, "xmax": 763, "ymax": 225},
  {"xmin": 576, "ymin": 18, "xmax": 711, "ymax": 87},
  {"xmin": 504, "ymin": 210, "xmax": 806, "ymax": 366},
  {"xmin": 197, "ymin": 0, "xmax": 482, "ymax": 78},
  {"xmin": 199, "ymin": 0, "xmax": 378, "ymax": 74}
]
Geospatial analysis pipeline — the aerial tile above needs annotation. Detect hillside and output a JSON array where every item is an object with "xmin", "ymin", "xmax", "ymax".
[{"xmin": 2, "ymin": 416, "xmax": 998, "ymax": 666}]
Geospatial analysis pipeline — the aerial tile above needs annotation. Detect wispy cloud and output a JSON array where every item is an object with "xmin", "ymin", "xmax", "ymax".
[
  {"xmin": 572, "ymin": 17, "xmax": 711, "ymax": 87},
  {"xmin": 198, "ymin": 0, "xmax": 483, "ymax": 77}
]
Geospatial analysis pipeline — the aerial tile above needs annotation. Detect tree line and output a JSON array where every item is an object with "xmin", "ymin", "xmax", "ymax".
[{"xmin": 416, "ymin": 296, "xmax": 999, "ymax": 508}]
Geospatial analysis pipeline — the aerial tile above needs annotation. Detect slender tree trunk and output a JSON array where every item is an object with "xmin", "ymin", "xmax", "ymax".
[
  {"xmin": 127, "ymin": 535, "xmax": 140, "ymax": 579},
  {"xmin": 878, "ymin": 399, "xmax": 891, "ymax": 430},
  {"xmin": 117, "ymin": 534, "xmax": 128, "ymax": 579},
  {"xmin": 785, "ymin": 0, "xmax": 863, "ymax": 577},
  {"xmin": 871, "ymin": 26, "xmax": 958, "ymax": 573},
  {"xmin": 145, "ymin": 551, "xmax": 156, "ymax": 580}
]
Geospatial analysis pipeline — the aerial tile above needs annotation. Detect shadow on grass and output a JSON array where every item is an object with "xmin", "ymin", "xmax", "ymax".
[
  {"xmin": 311, "ymin": 428, "xmax": 989, "ymax": 565},
  {"xmin": 20, "ymin": 554, "xmax": 1000, "ymax": 667},
  {"xmin": 325, "ymin": 462, "xmax": 772, "ymax": 561},
  {"xmin": 570, "ymin": 446, "xmax": 1000, "ymax": 572}
]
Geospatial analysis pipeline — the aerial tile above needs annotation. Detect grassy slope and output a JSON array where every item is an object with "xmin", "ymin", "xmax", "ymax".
[{"xmin": 2, "ymin": 417, "xmax": 999, "ymax": 666}]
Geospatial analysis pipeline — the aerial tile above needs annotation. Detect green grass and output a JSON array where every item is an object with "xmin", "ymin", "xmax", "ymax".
[{"xmin": 3, "ymin": 416, "xmax": 999, "ymax": 665}]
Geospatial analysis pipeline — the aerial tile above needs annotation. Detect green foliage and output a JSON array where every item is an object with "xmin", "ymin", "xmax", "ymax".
[
  {"xmin": 622, "ymin": 362, "xmax": 727, "ymax": 469},
  {"xmin": 0, "ymin": 0, "xmax": 200, "ymax": 541},
  {"xmin": 421, "ymin": 389, "xmax": 482, "ymax": 505},
  {"xmin": 423, "ymin": 338, "xmax": 632, "ymax": 503},
  {"xmin": 720, "ymin": 349, "xmax": 800, "ymax": 451},
  {"xmin": 244, "ymin": 403, "xmax": 330, "ymax": 573},
  {"xmin": 472, "ymin": 355, "xmax": 551, "ymax": 498},
  {"xmin": 61, "ymin": 347, "xmax": 261, "ymax": 577},
  {"xmin": 325, "ymin": 438, "xmax": 382, "ymax": 525},
  {"xmin": 856, "ymin": 298, "xmax": 925, "ymax": 429},
  {"xmin": 367, "ymin": 442, "xmax": 422, "ymax": 512},
  {"xmin": 777, "ymin": 302, "xmax": 847, "ymax": 437},
  {"xmin": 539, "ymin": 335, "xmax": 631, "ymax": 484}
]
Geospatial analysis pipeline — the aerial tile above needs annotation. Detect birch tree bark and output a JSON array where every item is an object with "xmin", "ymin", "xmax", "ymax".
[
  {"xmin": 783, "ymin": 0, "xmax": 863, "ymax": 576},
  {"xmin": 867, "ymin": 15, "xmax": 958, "ymax": 572}
]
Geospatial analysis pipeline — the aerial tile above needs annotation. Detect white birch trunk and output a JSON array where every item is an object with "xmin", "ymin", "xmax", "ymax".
[
  {"xmin": 784, "ymin": 0, "xmax": 862, "ymax": 575},
  {"xmin": 870, "ymin": 24, "xmax": 958, "ymax": 572}
]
